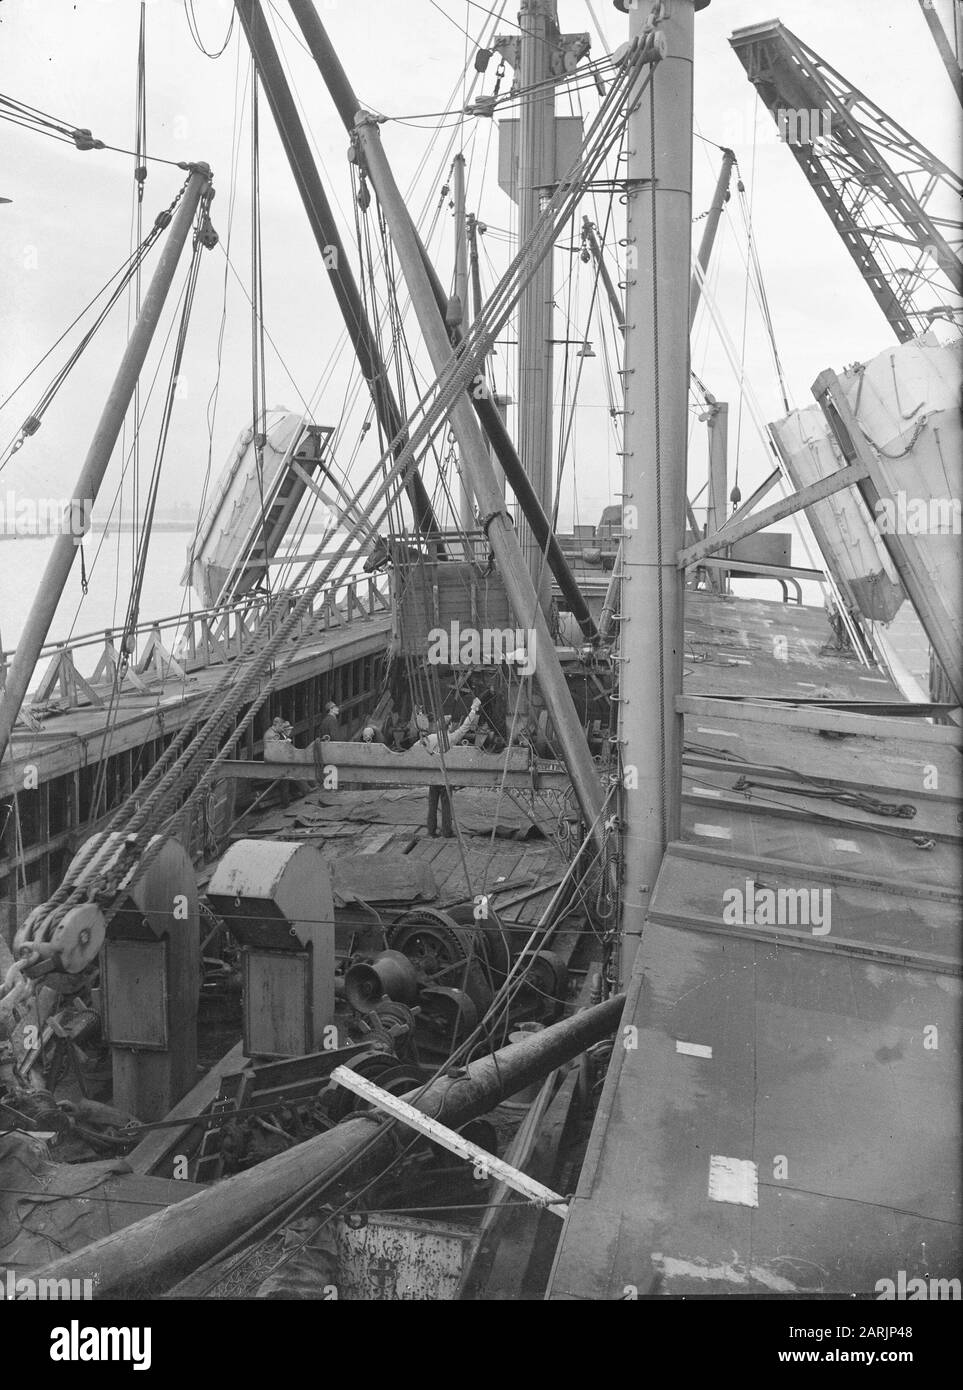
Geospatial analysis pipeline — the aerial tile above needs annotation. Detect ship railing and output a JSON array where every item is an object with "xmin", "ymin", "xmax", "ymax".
[{"xmin": 0, "ymin": 572, "xmax": 392, "ymax": 712}]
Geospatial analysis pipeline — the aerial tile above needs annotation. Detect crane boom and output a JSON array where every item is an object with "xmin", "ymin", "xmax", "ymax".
[{"xmin": 730, "ymin": 19, "xmax": 963, "ymax": 343}]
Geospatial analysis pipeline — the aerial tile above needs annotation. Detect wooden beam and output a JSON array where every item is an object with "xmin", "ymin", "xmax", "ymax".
[
  {"xmin": 650, "ymin": 907, "xmax": 961, "ymax": 976},
  {"xmin": 330, "ymin": 1064, "xmax": 569, "ymax": 1216},
  {"xmin": 677, "ymin": 693, "xmax": 963, "ymax": 746},
  {"xmin": 726, "ymin": 466, "xmax": 781, "ymax": 526},
  {"xmin": 679, "ymin": 462, "xmax": 869, "ymax": 566},
  {"xmin": 683, "ymin": 750, "xmax": 959, "ymax": 809},
  {"xmin": 224, "ymin": 741, "xmax": 571, "ymax": 790},
  {"xmin": 667, "ymin": 838, "xmax": 961, "ymax": 905}
]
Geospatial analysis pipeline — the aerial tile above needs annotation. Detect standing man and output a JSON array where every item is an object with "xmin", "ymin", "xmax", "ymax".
[
  {"xmin": 320, "ymin": 701, "xmax": 341, "ymax": 742},
  {"xmin": 263, "ymin": 716, "xmax": 301, "ymax": 805},
  {"xmin": 422, "ymin": 699, "xmax": 481, "ymax": 837}
]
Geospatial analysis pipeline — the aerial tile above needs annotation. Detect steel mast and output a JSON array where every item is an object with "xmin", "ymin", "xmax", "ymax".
[
  {"xmin": 616, "ymin": 0, "xmax": 707, "ymax": 979},
  {"xmin": 491, "ymin": 6, "xmax": 590, "ymax": 600},
  {"xmin": 514, "ymin": 0, "xmax": 559, "ymax": 603},
  {"xmin": 451, "ymin": 153, "xmax": 475, "ymax": 534}
]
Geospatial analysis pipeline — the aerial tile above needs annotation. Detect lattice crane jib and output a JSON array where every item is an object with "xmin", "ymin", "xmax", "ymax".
[{"xmin": 729, "ymin": 20, "xmax": 963, "ymax": 344}]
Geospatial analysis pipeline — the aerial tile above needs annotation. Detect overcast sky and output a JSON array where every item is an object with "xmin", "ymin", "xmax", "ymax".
[{"xmin": 1, "ymin": 0, "xmax": 959, "ymax": 548}]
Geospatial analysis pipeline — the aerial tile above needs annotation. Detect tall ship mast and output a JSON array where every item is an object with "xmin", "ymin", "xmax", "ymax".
[{"xmin": 0, "ymin": 0, "xmax": 959, "ymax": 1313}]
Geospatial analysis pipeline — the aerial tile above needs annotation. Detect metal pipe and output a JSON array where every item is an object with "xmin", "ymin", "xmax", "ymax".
[
  {"xmin": 689, "ymin": 146, "xmax": 735, "ymax": 331},
  {"xmin": 233, "ymin": 1, "xmax": 441, "ymax": 542},
  {"xmin": 468, "ymin": 210, "xmax": 507, "ymax": 502},
  {"xmin": 451, "ymin": 154, "xmax": 468, "ymax": 334},
  {"xmin": 467, "ymin": 213, "xmax": 485, "ymax": 326},
  {"xmin": 28, "ymin": 994, "xmax": 625, "ymax": 1296},
  {"xmin": 515, "ymin": 0, "xmax": 560, "ymax": 602},
  {"xmin": 0, "ymin": 166, "xmax": 211, "ymax": 764},
  {"xmin": 352, "ymin": 111, "xmax": 606, "ymax": 846},
  {"xmin": 581, "ymin": 216, "xmax": 625, "ymax": 329},
  {"xmin": 599, "ymin": 541, "xmax": 622, "ymax": 640},
  {"xmin": 452, "ymin": 153, "xmax": 475, "ymax": 533},
  {"xmin": 618, "ymin": 0, "xmax": 703, "ymax": 981},
  {"xmin": 705, "ymin": 400, "xmax": 729, "ymax": 592}
]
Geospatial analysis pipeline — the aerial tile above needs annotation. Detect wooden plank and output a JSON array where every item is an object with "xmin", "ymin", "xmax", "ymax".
[
  {"xmin": 667, "ymin": 838, "xmax": 961, "ymax": 904},
  {"xmin": 678, "ymin": 693, "xmax": 962, "ymax": 746},
  {"xmin": 679, "ymin": 462, "xmax": 869, "ymax": 566},
  {"xmin": 228, "ymin": 740, "xmax": 540, "ymax": 790},
  {"xmin": 330, "ymin": 1065, "xmax": 569, "ymax": 1216},
  {"xmin": 683, "ymin": 750, "xmax": 959, "ymax": 808},
  {"xmin": 650, "ymin": 908, "xmax": 961, "ymax": 975}
]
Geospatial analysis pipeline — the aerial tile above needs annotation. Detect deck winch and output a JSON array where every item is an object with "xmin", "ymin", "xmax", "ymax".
[
  {"xmin": 205, "ymin": 840, "xmax": 336, "ymax": 1058},
  {"xmin": 103, "ymin": 836, "xmax": 200, "ymax": 1123}
]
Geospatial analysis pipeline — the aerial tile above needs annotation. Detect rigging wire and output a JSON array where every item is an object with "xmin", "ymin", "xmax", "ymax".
[
  {"xmin": 0, "ymin": 91, "xmax": 188, "ymax": 168},
  {"xmin": 89, "ymin": 231, "xmax": 208, "ymax": 824},
  {"xmin": 0, "ymin": 239, "xmax": 159, "ymax": 422},
  {"xmin": 733, "ymin": 167, "xmax": 791, "ymax": 414},
  {"xmin": 187, "ymin": 39, "xmax": 250, "ymax": 594},
  {"xmin": 184, "ymin": 0, "xmax": 235, "ymax": 60},
  {"xmin": 17, "ymin": 20, "xmax": 650, "ymax": 1000},
  {"xmin": 0, "ymin": 178, "xmax": 192, "ymax": 474},
  {"xmin": 130, "ymin": 2, "xmax": 148, "ymax": 601},
  {"xmin": 732, "ymin": 112, "xmax": 758, "ymax": 496},
  {"xmin": 249, "ymin": 68, "xmax": 273, "ymax": 600}
]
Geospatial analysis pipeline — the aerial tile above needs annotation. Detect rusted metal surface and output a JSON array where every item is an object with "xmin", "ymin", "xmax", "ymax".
[{"xmin": 334, "ymin": 1214, "xmax": 476, "ymax": 1300}]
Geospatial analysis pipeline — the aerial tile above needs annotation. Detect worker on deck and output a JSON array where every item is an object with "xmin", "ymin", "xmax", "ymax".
[
  {"xmin": 319, "ymin": 701, "xmax": 341, "ymax": 741},
  {"xmin": 264, "ymin": 715, "xmax": 293, "ymax": 753},
  {"xmin": 263, "ymin": 716, "xmax": 301, "ymax": 805},
  {"xmin": 422, "ymin": 699, "xmax": 481, "ymax": 837}
]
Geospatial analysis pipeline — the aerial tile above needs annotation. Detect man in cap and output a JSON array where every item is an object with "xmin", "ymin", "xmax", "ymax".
[
  {"xmin": 264, "ymin": 715, "xmax": 293, "ymax": 753},
  {"xmin": 320, "ymin": 701, "xmax": 341, "ymax": 742}
]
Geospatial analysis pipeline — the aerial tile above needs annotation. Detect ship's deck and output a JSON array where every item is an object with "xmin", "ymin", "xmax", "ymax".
[
  {"xmin": 548, "ymin": 589, "xmax": 962, "ymax": 1298},
  {"xmin": 222, "ymin": 783, "xmax": 574, "ymax": 932}
]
